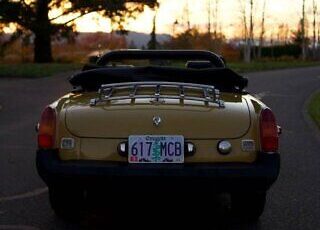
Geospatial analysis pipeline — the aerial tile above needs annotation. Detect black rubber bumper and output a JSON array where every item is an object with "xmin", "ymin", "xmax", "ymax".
[{"xmin": 36, "ymin": 150, "xmax": 280, "ymax": 192}]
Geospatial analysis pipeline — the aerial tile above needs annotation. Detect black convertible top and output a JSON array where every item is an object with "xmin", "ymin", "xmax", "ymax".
[
  {"xmin": 96, "ymin": 49, "xmax": 226, "ymax": 67},
  {"xmin": 70, "ymin": 50, "xmax": 248, "ymax": 92}
]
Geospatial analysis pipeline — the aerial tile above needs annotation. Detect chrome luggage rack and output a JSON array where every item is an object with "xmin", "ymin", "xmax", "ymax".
[{"xmin": 89, "ymin": 81, "xmax": 225, "ymax": 108}]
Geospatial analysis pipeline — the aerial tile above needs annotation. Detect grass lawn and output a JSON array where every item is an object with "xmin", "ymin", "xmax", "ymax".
[
  {"xmin": 0, "ymin": 63, "xmax": 82, "ymax": 78},
  {"xmin": 228, "ymin": 61, "xmax": 320, "ymax": 73},
  {"xmin": 308, "ymin": 92, "xmax": 320, "ymax": 129}
]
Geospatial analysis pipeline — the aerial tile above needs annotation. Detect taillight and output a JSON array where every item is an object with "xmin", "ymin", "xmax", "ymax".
[
  {"xmin": 260, "ymin": 108, "xmax": 279, "ymax": 153},
  {"xmin": 38, "ymin": 107, "xmax": 56, "ymax": 149}
]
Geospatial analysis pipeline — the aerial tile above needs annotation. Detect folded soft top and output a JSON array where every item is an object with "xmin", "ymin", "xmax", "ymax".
[{"xmin": 69, "ymin": 66, "xmax": 248, "ymax": 92}]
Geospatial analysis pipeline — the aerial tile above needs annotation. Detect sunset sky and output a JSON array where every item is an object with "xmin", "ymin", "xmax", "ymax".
[
  {"xmin": 73, "ymin": 0, "xmax": 311, "ymax": 38},
  {"xmin": 3, "ymin": 0, "xmax": 314, "ymax": 38}
]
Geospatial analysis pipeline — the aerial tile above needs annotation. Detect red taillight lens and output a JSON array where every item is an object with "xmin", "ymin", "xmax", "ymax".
[
  {"xmin": 38, "ymin": 107, "xmax": 56, "ymax": 149},
  {"xmin": 260, "ymin": 108, "xmax": 279, "ymax": 153}
]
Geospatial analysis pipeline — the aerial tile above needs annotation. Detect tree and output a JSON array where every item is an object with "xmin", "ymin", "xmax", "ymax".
[
  {"xmin": 147, "ymin": 10, "xmax": 158, "ymax": 49},
  {"xmin": 318, "ymin": 22, "xmax": 320, "ymax": 47},
  {"xmin": 258, "ymin": 0, "xmax": 266, "ymax": 59},
  {"xmin": 0, "ymin": 25, "xmax": 6, "ymax": 58},
  {"xmin": 207, "ymin": 0, "xmax": 212, "ymax": 35},
  {"xmin": 213, "ymin": 0, "xmax": 220, "ymax": 38},
  {"xmin": 292, "ymin": 19, "xmax": 310, "ymax": 48},
  {"xmin": 301, "ymin": 0, "xmax": 307, "ymax": 60},
  {"xmin": 206, "ymin": 0, "xmax": 220, "ymax": 37},
  {"xmin": 277, "ymin": 24, "xmax": 289, "ymax": 44},
  {"xmin": 163, "ymin": 27, "xmax": 225, "ymax": 53},
  {"xmin": 128, "ymin": 40, "xmax": 137, "ymax": 49},
  {"xmin": 239, "ymin": 0, "xmax": 250, "ymax": 62},
  {"xmin": 248, "ymin": 0, "xmax": 254, "ymax": 62},
  {"xmin": 183, "ymin": 0, "xmax": 191, "ymax": 31},
  {"xmin": 312, "ymin": 0, "xmax": 317, "ymax": 59},
  {"xmin": 0, "ymin": 27, "xmax": 22, "ymax": 59},
  {"xmin": 0, "ymin": 0, "xmax": 157, "ymax": 63}
]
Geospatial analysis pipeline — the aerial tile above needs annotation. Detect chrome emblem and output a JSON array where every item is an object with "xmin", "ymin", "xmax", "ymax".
[{"xmin": 153, "ymin": 116, "xmax": 162, "ymax": 127}]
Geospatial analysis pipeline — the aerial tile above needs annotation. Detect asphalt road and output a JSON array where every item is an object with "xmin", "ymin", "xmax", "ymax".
[{"xmin": 0, "ymin": 67, "xmax": 320, "ymax": 229}]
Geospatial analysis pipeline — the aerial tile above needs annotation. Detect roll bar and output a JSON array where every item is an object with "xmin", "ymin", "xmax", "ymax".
[{"xmin": 96, "ymin": 50, "xmax": 226, "ymax": 68}]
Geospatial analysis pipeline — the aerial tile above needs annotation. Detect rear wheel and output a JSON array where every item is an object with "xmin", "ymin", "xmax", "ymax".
[
  {"xmin": 48, "ymin": 184, "xmax": 85, "ymax": 221},
  {"xmin": 230, "ymin": 192, "xmax": 266, "ymax": 222}
]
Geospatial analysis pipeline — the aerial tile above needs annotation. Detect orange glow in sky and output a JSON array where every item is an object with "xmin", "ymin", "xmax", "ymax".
[
  {"xmin": 72, "ymin": 0, "xmax": 307, "ymax": 38},
  {"xmin": 4, "ymin": 0, "xmax": 313, "ymax": 38}
]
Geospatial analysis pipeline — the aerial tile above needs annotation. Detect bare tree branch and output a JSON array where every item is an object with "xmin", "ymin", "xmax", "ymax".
[{"xmin": 59, "ymin": 11, "xmax": 93, "ymax": 25}]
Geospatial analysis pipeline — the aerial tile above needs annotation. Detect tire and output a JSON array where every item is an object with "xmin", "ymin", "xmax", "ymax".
[
  {"xmin": 230, "ymin": 192, "xmax": 266, "ymax": 222},
  {"xmin": 48, "ymin": 184, "xmax": 85, "ymax": 221}
]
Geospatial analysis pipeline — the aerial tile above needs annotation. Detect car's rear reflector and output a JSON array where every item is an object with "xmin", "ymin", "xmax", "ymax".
[
  {"xmin": 38, "ymin": 107, "xmax": 56, "ymax": 149},
  {"xmin": 260, "ymin": 108, "xmax": 279, "ymax": 153}
]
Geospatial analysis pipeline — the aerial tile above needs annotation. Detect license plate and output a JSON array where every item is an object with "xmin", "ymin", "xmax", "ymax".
[{"xmin": 128, "ymin": 135, "xmax": 184, "ymax": 163}]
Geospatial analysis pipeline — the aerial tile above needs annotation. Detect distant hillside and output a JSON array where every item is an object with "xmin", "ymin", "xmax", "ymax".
[
  {"xmin": 1, "ymin": 31, "xmax": 171, "ymax": 49},
  {"xmin": 76, "ymin": 31, "xmax": 171, "ymax": 49},
  {"xmin": 124, "ymin": 31, "xmax": 171, "ymax": 48}
]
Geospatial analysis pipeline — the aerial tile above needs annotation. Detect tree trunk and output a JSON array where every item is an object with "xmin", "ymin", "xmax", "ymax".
[
  {"xmin": 317, "ymin": 23, "xmax": 320, "ymax": 47},
  {"xmin": 207, "ymin": 0, "xmax": 211, "ymax": 35},
  {"xmin": 312, "ymin": 0, "xmax": 317, "ymax": 60},
  {"xmin": 214, "ymin": 0, "xmax": 219, "ymax": 38},
  {"xmin": 244, "ymin": 44, "xmax": 251, "ymax": 63},
  {"xmin": 34, "ymin": 29, "xmax": 52, "ymax": 63},
  {"xmin": 33, "ymin": 0, "xmax": 53, "ymax": 63},
  {"xmin": 258, "ymin": 0, "xmax": 266, "ymax": 59},
  {"xmin": 245, "ymin": 0, "xmax": 254, "ymax": 63},
  {"xmin": 301, "ymin": 0, "xmax": 306, "ymax": 60},
  {"xmin": 240, "ymin": 0, "xmax": 249, "ymax": 63}
]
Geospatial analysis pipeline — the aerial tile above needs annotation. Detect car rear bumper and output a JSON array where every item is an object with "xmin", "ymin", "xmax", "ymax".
[{"xmin": 36, "ymin": 150, "xmax": 280, "ymax": 192}]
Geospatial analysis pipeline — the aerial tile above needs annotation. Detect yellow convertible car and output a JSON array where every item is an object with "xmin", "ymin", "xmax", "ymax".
[{"xmin": 36, "ymin": 50, "xmax": 280, "ymax": 221}]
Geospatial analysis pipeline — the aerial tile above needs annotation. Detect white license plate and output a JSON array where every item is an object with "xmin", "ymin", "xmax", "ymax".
[{"xmin": 128, "ymin": 135, "xmax": 184, "ymax": 163}]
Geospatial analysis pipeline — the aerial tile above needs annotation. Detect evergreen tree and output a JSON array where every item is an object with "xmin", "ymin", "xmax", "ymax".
[{"xmin": 147, "ymin": 12, "xmax": 158, "ymax": 49}]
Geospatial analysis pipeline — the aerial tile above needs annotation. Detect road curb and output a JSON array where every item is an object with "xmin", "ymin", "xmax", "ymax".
[{"xmin": 303, "ymin": 89, "xmax": 320, "ymax": 142}]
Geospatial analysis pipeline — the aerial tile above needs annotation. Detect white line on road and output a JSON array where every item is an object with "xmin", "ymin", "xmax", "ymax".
[
  {"xmin": 0, "ymin": 187, "xmax": 48, "ymax": 203},
  {"xmin": 0, "ymin": 225, "xmax": 39, "ymax": 230}
]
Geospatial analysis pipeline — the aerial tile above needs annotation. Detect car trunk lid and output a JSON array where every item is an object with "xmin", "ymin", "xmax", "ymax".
[{"xmin": 65, "ymin": 93, "xmax": 250, "ymax": 139}]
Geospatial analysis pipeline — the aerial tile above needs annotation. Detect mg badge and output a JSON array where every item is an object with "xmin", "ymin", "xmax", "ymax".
[{"xmin": 153, "ymin": 116, "xmax": 162, "ymax": 127}]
